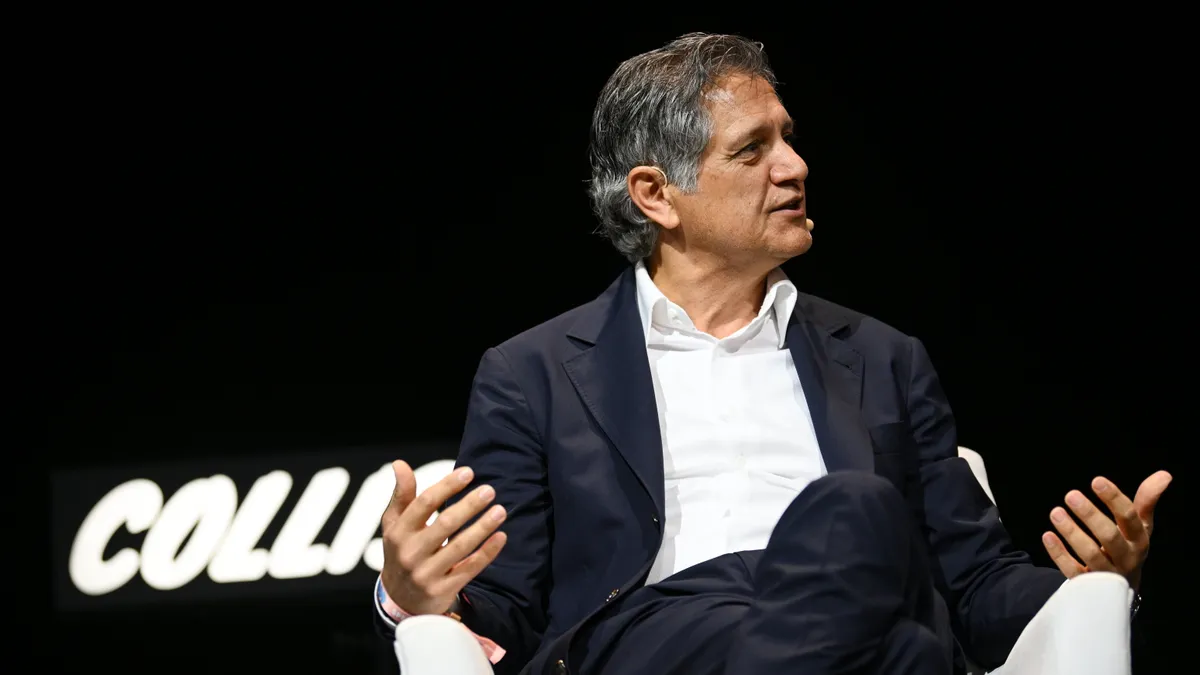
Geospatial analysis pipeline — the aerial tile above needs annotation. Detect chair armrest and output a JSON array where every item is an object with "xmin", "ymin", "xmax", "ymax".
[
  {"xmin": 989, "ymin": 571, "xmax": 1132, "ymax": 675},
  {"xmin": 957, "ymin": 446, "xmax": 996, "ymax": 505},
  {"xmin": 394, "ymin": 615, "xmax": 494, "ymax": 675}
]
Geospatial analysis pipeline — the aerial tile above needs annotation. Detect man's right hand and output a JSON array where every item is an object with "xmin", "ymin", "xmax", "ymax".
[{"xmin": 380, "ymin": 460, "xmax": 508, "ymax": 616}]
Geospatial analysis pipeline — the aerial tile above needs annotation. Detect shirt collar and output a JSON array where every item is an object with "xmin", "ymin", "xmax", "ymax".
[{"xmin": 633, "ymin": 260, "xmax": 798, "ymax": 348}]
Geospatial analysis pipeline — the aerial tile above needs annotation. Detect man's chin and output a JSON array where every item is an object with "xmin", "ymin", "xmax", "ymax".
[
  {"xmin": 766, "ymin": 233, "xmax": 812, "ymax": 263},
  {"xmin": 783, "ymin": 228, "xmax": 814, "ymax": 255}
]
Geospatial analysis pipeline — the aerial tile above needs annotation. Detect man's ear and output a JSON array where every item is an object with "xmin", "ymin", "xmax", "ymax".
[{"xmin": 627, "ymin": 166, "xmax": 680, "ymax": 230}]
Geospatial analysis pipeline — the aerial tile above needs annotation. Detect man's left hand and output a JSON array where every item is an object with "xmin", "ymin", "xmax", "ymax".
[{"xmin": 1042, "ymin": 471, "xmax": 1172, "ymax": 591}]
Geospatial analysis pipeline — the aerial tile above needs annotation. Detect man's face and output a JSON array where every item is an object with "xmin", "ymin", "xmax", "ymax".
[{"xmin": 670, "ymin": 74, "xmax": 811, "ymax": 266}]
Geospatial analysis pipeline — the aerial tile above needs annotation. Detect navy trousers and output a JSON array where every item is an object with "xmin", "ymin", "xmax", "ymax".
[{"xmin": 568, "ymin": 472, "xmax": 958, "ymax": 675}]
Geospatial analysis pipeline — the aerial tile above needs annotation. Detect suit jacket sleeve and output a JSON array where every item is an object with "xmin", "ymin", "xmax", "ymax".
[
  {"xmin": 441, "ymin": 346, "xmax": 553, "ymax": 674},
  {"xmin": 904, "ymin": 336, "xmax": 1065, "ymax": 670}
]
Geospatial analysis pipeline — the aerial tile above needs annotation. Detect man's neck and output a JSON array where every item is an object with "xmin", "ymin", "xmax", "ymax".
[{"xmin": 645, "ymin": 251, "xmax": 773, "ymax": 340}]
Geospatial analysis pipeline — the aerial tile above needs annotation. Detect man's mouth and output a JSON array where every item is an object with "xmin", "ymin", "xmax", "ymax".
[{"xmin": 773, "ymin": 196, "xmax": 804, "ymax": 213}]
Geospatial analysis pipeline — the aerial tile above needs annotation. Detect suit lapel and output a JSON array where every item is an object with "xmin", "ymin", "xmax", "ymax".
[
  {"xmin": 786, "ymin": 310, "xmax": 875, "ymax": 474},
  {"xmin": 563, "ymin": 270, "xmax": 666, "ymax": 519}
]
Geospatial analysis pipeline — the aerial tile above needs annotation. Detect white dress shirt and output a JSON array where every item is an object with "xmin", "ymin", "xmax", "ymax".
[{"xmin": 635, "ymin": 262, "xmax": 828, "ymax": 585}]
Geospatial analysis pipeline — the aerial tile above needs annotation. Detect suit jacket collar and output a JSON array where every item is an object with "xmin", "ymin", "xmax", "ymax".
[
  {"xmin": 631, "ymin": 260, "xmax": 799, "ymax": 349},
  {"xmin": 562, "ymin": 267, "xmax": 874, "ymax": 520}
]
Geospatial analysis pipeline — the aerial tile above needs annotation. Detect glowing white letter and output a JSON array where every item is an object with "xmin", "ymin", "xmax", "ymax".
[
  {"xmin": 208, "ymin": 470, "xmax": 293, "ymax": 583},
  {"xmin": 69, "ymin": 478, "xmax": 164, "ymax": 596},
  {"xmin": 267, "ymin": 467, "xmax": 349, "ymax": 579},
  {"xmin": 140, "ymin": 475, "xmax": 237, "ymax": 590},
  {"xmin": 326, "ymin": 464, "xmax": 394, "ymax": 575}
]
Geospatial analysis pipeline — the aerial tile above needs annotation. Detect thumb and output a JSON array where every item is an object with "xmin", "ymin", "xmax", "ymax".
[
  {"xmin": 1134, "ymin": 470, "xmax": 1172, "ymax": 529},
  {"xmin": 388, "ymin": 460, "xmax": 417, "ymax": 515}
]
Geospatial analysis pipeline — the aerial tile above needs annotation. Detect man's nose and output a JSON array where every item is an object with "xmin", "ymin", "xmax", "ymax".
[{"xmin": 771, "ymin": 146, "xmax": 808, "ymax": 185}]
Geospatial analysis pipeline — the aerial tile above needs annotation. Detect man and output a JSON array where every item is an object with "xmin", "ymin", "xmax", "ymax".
[{"xmin": 373, "ymin": 33, "xmax": 1171, "ymax": 675}]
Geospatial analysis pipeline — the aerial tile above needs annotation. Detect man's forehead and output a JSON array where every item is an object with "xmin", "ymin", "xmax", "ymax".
[
  {"xmin": 705, "ymin": 75, "xmax": 791, "ymax": 135},
  {"xmin": 706, "ymin": 73, "xmax": 773, "ymax": 101}
]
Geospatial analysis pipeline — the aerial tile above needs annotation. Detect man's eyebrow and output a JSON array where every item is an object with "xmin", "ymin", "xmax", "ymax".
[{"xmin": 729, "ymin": 118, "xmax": 795, "ymax": 145}]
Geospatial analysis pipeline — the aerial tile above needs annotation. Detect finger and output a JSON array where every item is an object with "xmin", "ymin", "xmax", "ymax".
[
  {"xmin": 382, "ymin": 460, "xmax": 417, "ymax": 529},
  {"xmin": 436, "ymin": 531, "xmax": 509, "ymax": 596},
  {"xmin": 1050, "ymin": 505, "xmax": 1114, "ymax": 572},
  {"xmin": 1090, "ymin": 476, "xmax": 1146, "ymax": 551},
  {"xmin": 413, "ymin": 484, "xmax": 498, "ymax": 555},
  {"xmin": 1042, "ymin": 531, "xmax": 1086, "ymax": 578},
  {"xmin": 423, "ymin": 503, "xmax": 508, "ymax": 575},
  {"xmin": 397, "ymin": 465, "xmax": 475, "ymax": 532},
  {"xmin": 405, "ymin": 482, "xmax": 494, "ymax": 557},
  {"xmin": 1064, "ymin": 489, "xmax": 1131, "ymax": 565},
  {"xmin": 1133, "ymin": 470, "xmax": 1173, "ymax": 532}
]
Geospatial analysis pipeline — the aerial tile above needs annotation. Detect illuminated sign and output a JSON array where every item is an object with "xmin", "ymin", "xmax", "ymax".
[{"xmin": 51, "ymin": 444, "xmax": 458, "ymax": 610}]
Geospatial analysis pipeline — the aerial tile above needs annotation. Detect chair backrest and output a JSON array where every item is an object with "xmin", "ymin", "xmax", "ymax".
[{"xmin": 957, "ymin": 446, "xmax": 996, "ymax": 506}]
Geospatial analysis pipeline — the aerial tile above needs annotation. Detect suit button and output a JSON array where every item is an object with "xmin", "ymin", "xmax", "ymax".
[
  {"xmin": 555, "ymin": 659, "xmax": 567, "ymax": 674},
  {"xmin": 651, "ymin": 515, "xmax": 659, "ymax": 524},
  {"xmin": 606, "ymin": 589, "xmax": 619, "ymax": 602}
]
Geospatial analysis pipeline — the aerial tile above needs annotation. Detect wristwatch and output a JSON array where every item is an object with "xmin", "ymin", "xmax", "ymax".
[{"xmin": 445, "ymin": 592, "xmax": 465, "ymax": 621}]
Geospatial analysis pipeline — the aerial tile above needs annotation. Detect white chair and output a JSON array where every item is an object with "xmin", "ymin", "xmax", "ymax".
[
  {"xmin": 394, "ymin": 447, "xmax": 1132, "ymax": 675},
  {"xmin": 395, "ymin": 613, "xmax": 496, "ymax": 675}
]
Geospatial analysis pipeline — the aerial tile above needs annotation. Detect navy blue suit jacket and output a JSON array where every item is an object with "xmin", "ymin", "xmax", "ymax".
[{"xmin": 426, "ymin": 267, "xmax": 1063, "ymax": 674}]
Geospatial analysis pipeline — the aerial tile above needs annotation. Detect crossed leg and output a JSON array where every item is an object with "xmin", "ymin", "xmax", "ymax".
[{"xmin": 722, "ymin": 471, "xmax": 953, "ymax": 675}]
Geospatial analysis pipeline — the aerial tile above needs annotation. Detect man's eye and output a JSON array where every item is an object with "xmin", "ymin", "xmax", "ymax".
[
  {"xmin": 739, "ymin": 141, "xmax": 760, "ymax": 154},
  {"xmin": 783, "ymin": 133, "xmax": 796, "ymax": 146}
]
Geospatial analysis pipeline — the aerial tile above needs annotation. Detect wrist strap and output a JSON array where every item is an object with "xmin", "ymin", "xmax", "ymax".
[{"xmin": 378, "ymin": 581, "xmax": 506, "ymax": 664}]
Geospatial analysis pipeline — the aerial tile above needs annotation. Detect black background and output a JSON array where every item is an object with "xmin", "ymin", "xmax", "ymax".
[{"xmin": 33, "ymin": 6, "xmax": 1187, "ymax": 674}]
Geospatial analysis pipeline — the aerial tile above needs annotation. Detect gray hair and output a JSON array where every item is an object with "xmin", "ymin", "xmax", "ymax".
[{"xmin": 587, "ymin": 33, "xmax": 779, "ymax": 262}]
